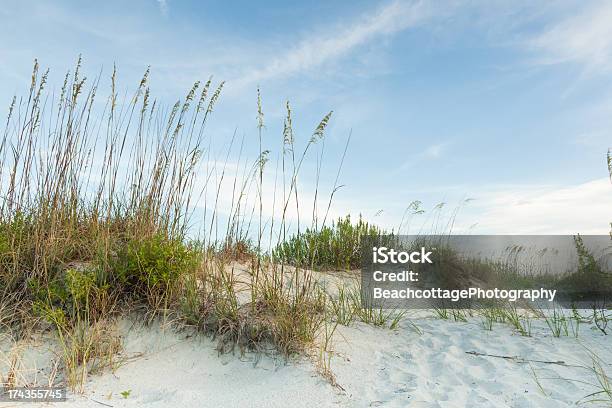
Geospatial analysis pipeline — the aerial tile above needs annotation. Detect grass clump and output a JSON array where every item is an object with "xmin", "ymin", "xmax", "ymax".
[
  {"xmin": 328, "ymin": 284, "xmax": 356, "ymax": 326},
  {"xmin": 112, "ymin": 234, "xmax": 202, "ymax": 308},
  {"xmin": 503, "ymin": 305, "xmax": 531, "ymax": 336},
  {"xmin": 0, "ymin": 58, "xmax": 339, "ymax": 390},
  {"xmin": 578, "ymin": 351, "xmax": 612, "ymax": 406},
  {"xmin": 31, "ymin": 266, "xmax": 122, "ymax": 391}
]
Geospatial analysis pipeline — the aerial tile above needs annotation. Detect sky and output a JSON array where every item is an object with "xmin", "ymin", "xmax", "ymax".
[{"xmin": 0, "ymin": 0, "xmax": 611, "ymax": 235}]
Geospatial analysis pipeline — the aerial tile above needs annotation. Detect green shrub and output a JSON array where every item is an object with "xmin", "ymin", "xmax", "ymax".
[
  {"xmin": 273, "ymin": 215, "xmax": 390, "ymax": 270},
  {"xmin": 113, "ymin": 234, "xmax": 201, "ymax": 300}
]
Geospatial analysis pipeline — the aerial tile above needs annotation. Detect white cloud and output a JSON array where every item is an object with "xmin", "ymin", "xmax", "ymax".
[
  {"xmin": 529, "ymin": 1, "xmax": 612, "ymax": 73},
  {"xmin": 190, "ymin": 155, "xmax": 354, "ymax": 242},
  {"xmin": 457, "ymin": 178, "xmax": 612, "ymax": 234},
  {"xmin": 232, "ymin": 0, "xmax": 433, "ymax": 88},
  {"xmin": 200, "ymin": 167, "xmax": 612, "ymax": 237}
]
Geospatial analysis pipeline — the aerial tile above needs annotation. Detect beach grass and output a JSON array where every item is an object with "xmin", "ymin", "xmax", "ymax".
[
  {"xmin": 0, "ymin": 59, "xmax": 610, "ymax": 402},
  {"xmin": 0, "ymin": 59, "xmax": 338, "ymax": 390}
]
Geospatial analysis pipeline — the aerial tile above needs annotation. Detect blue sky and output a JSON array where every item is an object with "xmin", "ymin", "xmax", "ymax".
[{"xmin": 0, "ymin": 0, "xmax": 611, "ymax": 234}]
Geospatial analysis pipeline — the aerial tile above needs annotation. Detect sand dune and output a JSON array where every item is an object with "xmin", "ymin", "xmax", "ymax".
[{"xmin": 6, "ymin": 308, "xmax": 610, "ymax": 408}]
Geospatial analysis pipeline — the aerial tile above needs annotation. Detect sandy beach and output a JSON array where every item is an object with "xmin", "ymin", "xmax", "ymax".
[
  {"xmin": 3, "ymin": 270, "xmax": 610, "ymax": 408},
  {"xmin": 1, "ymin": 3, "xmax": 611, "ymax": 406}
]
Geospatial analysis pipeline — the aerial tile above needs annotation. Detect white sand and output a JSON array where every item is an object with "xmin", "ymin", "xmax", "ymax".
[
  {"xmin": 1, "ymin": 264, "xmax": 610, "ymax": 408},
  {"xmin": 331, "ymin": 316, "xmax": 610, "ymax": 407},
  {"xmin": 60, "ymin": 322, "xmax": 344, "ymax": 408},
  {"xmin": 3, "ymin": 312, "xmax": 610, "ymax": 408}
]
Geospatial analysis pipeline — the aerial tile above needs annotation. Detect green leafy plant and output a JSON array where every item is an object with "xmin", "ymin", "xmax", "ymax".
[
  {"xmin": 113, "ymin": 234, "xmax": 201, "ymax": 305},
  {"xmin": 273, "ymin": 215, "xmax": 392, "ymax": 271}
]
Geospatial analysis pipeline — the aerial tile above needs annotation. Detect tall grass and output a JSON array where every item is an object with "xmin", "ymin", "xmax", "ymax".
[
  {"xmin": 0, "ymin": 58, "xmax": 217, "ymax": 303},
  {"xmin": 0, "ymin": 59, "xmax": 339, "ymax": 390}
]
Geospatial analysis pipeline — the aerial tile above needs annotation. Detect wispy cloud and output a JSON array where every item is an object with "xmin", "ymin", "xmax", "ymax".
[
  {"xmin": 284, "ymin": 177, "xmax": 612, "ymax": 235},
  {"xmin": 422, "ymin": 142, "xmax": 449, "ymax": 159},
  {"xmin": 232, "ymin": 0, "xmax": 434, "ymax": 88},
  {"xmin": 528, "ymin": 1, "xmax": 612, "ymax": 73},
  {"xmin": 395, "ymin": 140, "xmax": 451, "ymax": 173},
  {"xmin": 157, "ymin": 0, "xmax": 169, "ymax": 16},
  {"xmin": 457, "ymin": 178, "xmax": 612, "ymax": 234}
]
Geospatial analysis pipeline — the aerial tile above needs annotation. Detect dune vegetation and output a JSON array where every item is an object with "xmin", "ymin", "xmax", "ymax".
[
  {"xmin": 0, "ymin": 59, "xmax": 349, "ymax": 390},
  {"xmin": 0, "ymin": 60, "xmax": 610, "ymax": 405}
]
